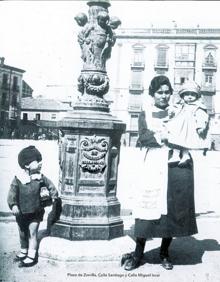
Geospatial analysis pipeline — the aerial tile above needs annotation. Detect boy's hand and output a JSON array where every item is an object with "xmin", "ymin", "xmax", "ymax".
[{"xmin": 12, "ymin": 205, "xmax": 20, "ymax": 216}]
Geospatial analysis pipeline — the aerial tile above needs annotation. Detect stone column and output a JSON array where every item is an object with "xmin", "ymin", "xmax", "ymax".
[{"xmin": 51, "ymin": 0, "xmax": 125, "ymax": 240}]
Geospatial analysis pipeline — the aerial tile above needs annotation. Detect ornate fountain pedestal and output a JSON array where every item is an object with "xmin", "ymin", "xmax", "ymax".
[
  {"xmin": 51, "ymin": 0, "xmax": 125, "ymax": 240},
  {"xmin": 51, "ymin": 107, "xmax": 125, "ymax": 240}
]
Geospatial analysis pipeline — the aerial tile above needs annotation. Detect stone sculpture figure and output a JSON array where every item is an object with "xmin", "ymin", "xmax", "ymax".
[{"xmin": 75, "ymin": 4, "xmax": 121, "ymax": 102}]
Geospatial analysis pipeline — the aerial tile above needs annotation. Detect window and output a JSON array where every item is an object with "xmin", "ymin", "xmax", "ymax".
[
  {"xmin": 0, "ymin": 111, "xmax": 5, "ymax": 121},
  {"xmin": 23, "ymin": 113, "xmax": 28, "ymax": 121},
  {"xmin": 157, "ymin": 49, "xmax": 166, "ymax": 66},
  {"xmin": 205, "ymin": 53, "xmax": 214, "ymax": 65},
  {"xmin": 11, "ymin": 94, "xmax": 17, "ymax": 106},
  {"xmin": 180, "ymin": 77, "xmax": 186, "ymax": 84},
  {"xmin": 175, "ymin": 44, "xmax": 196, "ymax": 85},
  {"xmin": 175, "ymin": 44, "xmax": 196, "ymax": 61},
  {"xmin": 2, "ymin": 74, "xmax": 8, "ymax": 87},
  {"xmin": 204, "ymin": 44, "xmax": 217, "ymax": 67},
  {"xmin": 35, "ymin": 113, "xmax": 41, "ymax": 120},
  {"xmin": 129, "ymin": 132, "xmax": 139, "ymax": 147},
  {"xmin": 205, "ymin": 73, "xmax": 213, "ymax": 84},
  {"xmin": 51, "ymin": 113, "xmax": 56, "ymax": 119},
  {"xmin": 1, "ymin": 92, "xmax": 7, "ymax": 105},
  {"xmin": 132, "ymin": 44, "xmax": 145, "ymax": 67},
  {"xmin": 174, "ymin": 69, "xmax": 194, "ymax": 85},
  {"xmin": 130, "ymin": 70, "xmax": 143, "ymax": 90},
  {"xmin": 156, "ymin": 45, "xmax": 168, "ymax": 67},
  {"xmin": 133, "ymin": 49, "xmax": 144, "ymax": 66},
  {"xmin": 130, "ymin": 113, "xmax": 139, "ymax": 131},
  {"xmin": 12, "ymin": 76, "xmax": 18, "ymax": 91}
]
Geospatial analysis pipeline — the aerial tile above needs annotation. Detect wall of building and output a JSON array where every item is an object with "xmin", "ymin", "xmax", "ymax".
[{"xmin": 20, "ymin": 110, "xmax": 68, "ymax": 121}]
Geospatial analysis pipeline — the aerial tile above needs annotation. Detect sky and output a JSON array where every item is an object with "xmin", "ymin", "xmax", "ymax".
[{"xmin": 0, "ymin": 0, "xmax": 220, "ymax": 100}]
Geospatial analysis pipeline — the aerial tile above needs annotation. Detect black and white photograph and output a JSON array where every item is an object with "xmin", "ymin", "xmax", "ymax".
[{"xmin": 0, "ymin": 1, "xmax": 220, "ymax": 281}]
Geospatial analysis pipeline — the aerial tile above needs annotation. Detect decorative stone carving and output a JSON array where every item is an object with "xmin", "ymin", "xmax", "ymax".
[
  {"xmin": 80, "ymin": 135, "xmax": 109, "ymax": 173},
  {"xmin": 75, "ymin": 11, "xmax": 120, "ymax": 71},
  {"xmin": 77, "ymin": 72, "xmax": 109, "ymax": 97},
  {"xmin": 74, "ymin": 0, "xmax": 121, "ymax": 111}
]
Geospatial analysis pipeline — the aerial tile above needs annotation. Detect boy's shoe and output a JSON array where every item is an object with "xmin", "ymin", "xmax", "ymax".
[
  {"xmin": 14, "ymin": 252, "xmax": 27, "ymax": 262},
  {"xmin": 18, "ymin": 256, "xmax": 38, "ymax": 267}
]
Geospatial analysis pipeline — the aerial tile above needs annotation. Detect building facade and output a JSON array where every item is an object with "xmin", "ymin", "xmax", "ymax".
[
  {"xmin": 20, "ymin": 97, "xmax": 72, "ymax": 139},
  {"xmin": 21, "ymin": 97, "xmax": 72, "ymax": 122},
  {"xmin": 107, "ymin": 27, "xmax": 220, "ymax": 147},
  {"xmin": 0, "ymin": 57, "xmax": 25, "ymax": 137},
  {"xmin": 22, "ymin": 80, "xmax": 33, "ymax": 98}
]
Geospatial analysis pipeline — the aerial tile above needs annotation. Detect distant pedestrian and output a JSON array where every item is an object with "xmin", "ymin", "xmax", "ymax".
[
  {"xmin": 166, "ymin": 80, "xmax": 210, "ymax": 166},
  {"xmin": 210, "ymin": 140, "xmax": 216, "ymax": 151},
  {"xmin": 7, "ymin": 146, "xmax": 59, "ymax": 267}
]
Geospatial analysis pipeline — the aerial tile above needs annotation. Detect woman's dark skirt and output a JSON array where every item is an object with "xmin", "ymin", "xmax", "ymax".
[{"xmin": 134, "ymin": 162, "xmax": 198, "ymax": 238}]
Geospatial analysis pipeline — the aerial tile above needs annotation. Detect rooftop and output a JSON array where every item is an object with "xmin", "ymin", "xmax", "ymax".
[
  {"xmin": 21, "ymin": 97, "xmax": 72, "ymax": 111},
  {"xmin": 117, "ymin": 27, "xmax": 220, "ymax": 39},
  {"xmin": 0, "ymin": 57, "xmax": 25, "ymax": 73}
]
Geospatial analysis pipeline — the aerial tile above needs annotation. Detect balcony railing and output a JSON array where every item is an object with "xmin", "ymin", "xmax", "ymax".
[
  {"xmin": 131, "ymin": 61, "xmax": 145, "ymax": 69},
  {"xmin": 129, "ymin": 84, "xmax": 144, "ymax": 92},
  {"xmin": 127, "ymin": 103, "xmax": 142, "ymax": 112},
  {"xmin": 117, "ymin": 27, "xmax": 220, "ymax": 39},
  {"xmin": 154, "ymin": 63, "xmax": 169, "ymax": 70},
  {"xmin": 202, "ymin": 63, "xmax": 217, "ymax": 71}
]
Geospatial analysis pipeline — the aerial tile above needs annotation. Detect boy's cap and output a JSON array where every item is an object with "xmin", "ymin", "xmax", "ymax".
[
  {"xmin": 179, "ymin": 80, "xmax": 201, "ymax": 98},
  {"xmin": 18, "ymin": 145, "xmax": 42, "ymax": 169}
]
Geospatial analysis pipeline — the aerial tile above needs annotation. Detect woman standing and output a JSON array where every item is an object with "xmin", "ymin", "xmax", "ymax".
[{"xmin": 122, "ymin": 75, "xmax": 198, "ymax": 271}]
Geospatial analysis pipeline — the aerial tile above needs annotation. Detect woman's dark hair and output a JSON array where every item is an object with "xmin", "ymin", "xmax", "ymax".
[{"xmin": 149, "ymin": 75, "xmax": 173, "ymax": 97}]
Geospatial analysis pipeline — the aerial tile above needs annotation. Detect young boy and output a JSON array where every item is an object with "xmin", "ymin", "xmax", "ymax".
[{"xmin": 7, "ymin": 145, "xmax": 59, "ymax": 267}]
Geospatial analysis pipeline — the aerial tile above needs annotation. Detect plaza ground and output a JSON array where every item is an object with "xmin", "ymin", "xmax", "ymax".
[{"xmin": 0, "ymin": 140, "xmax": 220, "ymax": 282}]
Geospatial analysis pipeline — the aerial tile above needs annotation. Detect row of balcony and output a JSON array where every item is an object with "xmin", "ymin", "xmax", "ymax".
[
  {"xmin": 131, "ymin": 62, "xmax": 217, "ymax": 70},
  {"xmin": 129, "ymin": 83, "xmax": 216, "ymax": 93},
  {"xmin": 118, "ymin": 28, "xmax": 220, "ymax": 38}
]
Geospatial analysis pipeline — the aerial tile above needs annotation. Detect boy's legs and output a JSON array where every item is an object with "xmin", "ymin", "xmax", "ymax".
[
  {"xmin": 15, "ymin": 216, "xmax": 29, "ymax": 259},
  {"xmin": 21, "ymin": 221, "xmax": 40, "ymax": 264}
]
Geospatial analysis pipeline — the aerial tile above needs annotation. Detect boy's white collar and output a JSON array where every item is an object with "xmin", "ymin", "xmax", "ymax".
[{"xmin": 16, "ymin": 170, "xmax": 42, "ymax": 184}]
